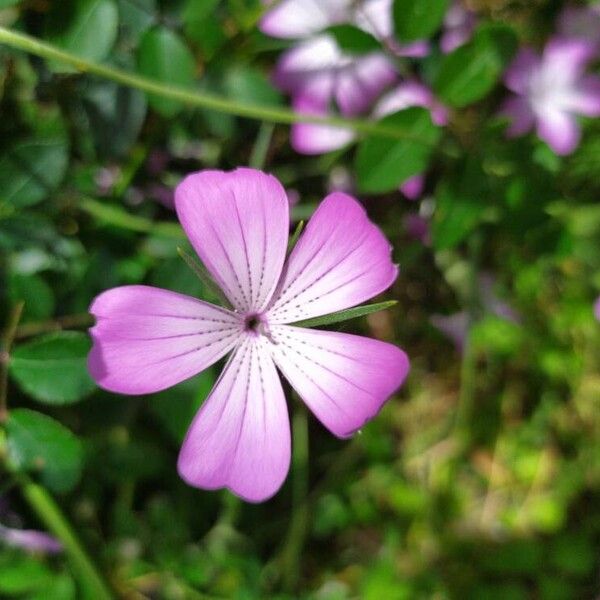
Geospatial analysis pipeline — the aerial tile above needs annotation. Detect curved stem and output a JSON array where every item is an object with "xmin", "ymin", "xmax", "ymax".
[
  {"xmin": 0, "ymin": 26, "xmax": 434, "ymax": 143},
  {"xmin": 15, "ymin": 472, "xmax": 114, "ymax": 599},
  {"xmin": 0, "ymin": 302, "xmax": 24, "ymax": 423}
]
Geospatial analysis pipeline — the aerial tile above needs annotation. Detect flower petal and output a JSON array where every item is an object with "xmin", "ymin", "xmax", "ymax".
[
  {"xmin": 568, "ymin": 75, "xmax": 600, "ymax": 117},
  {"xmin": 504, "ymin": 48, "xmax": 539, "ymax": 94},
  {"xmin": 175, "ymin": 168, "xmax": 290, "ymax": 312},
  {"xmin": 291, "ymin": 96, "xmax": 355, "ymax": 154},
  {"xmin": 400, "ymin": 174, "xmax": 425, "ymax": 200},
  {"xmin": 269, "ymin": 326, "xmax": 409, "ymax": 438},
  {"xmin": 374, "ymin": 81, "xmax": 448, "ymax": 126},
  {"xmin": 267, "ymin": 192, "xmax": 397, "ymax": 323},
  {"xmin": 543, "ymin": 38, "xmax": 596, "ymax": 78},
  {"xmin": 88, "ymin": 286, "xmax": 240, "ymax": 394},
  {"xmin": 500, "ymin": 96, "xmax": 535, "ymax": 137},
  {"xmin": 334, "ymin": 53, "xmax": 397, "ymax": 116},
  {"xmin": 178, "ymin": 337, "xmax": 290, "ymax": 502},
  {"xmin": 273, "ymin": 35, "xmax": 343, "ymax": 98},
  {"xmin": 536, "ymin": 108, "xmax": 580, "ymax": 155},
  {"xmin": 260, "ymin": 0, "xmax": 347, "ymax": 38}
]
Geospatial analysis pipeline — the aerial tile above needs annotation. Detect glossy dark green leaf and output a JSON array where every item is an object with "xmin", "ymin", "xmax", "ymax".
[
  {"xmin": 434, "ymin": 23, "xmax": 517, "ymax": 107},
  {"xmin": 6, "ymin": 409, "xmax": 84, "ymax": 493},
  {"xmin": 182, "ymin": 0, "xmax": 227, "ymax": 59},
  {"xmin": 45, "ymin": 0, "xmax": 119, "ymax": 70},
  {"xmin": 431, "ymin": 182, "xmax": 486, "ymax": 250},
  {"xmin": 355, "ymin": 108, "xmax": 441, "ymax": 194},
  {"xmin": 117, "ymin": 0, "xmax": 157, "ymax": 41},
  {"xmin": 327, "ymin": 24, "xmax": 381, "ymax": 54},
  {"xmin": 223, "ymin": 65, "xmax": 283, "ymax": 107},
  {"xmin": 8, "ymin": 273, "xmax": 55, "ymax": 322},
  {"xmin": 431, "ymin": 159, "xmax": 491, "ymax": 250},
  {"xmin": 137, "ymin": 27, "xmax": 196, "ymax": 117},
  {"xmin": 9, "ymin": 332, "xmax": 96, "ymax": 404},
  {"xmin": 0, "ymin": 136, "xmax": 69, "ymax": 207},
  {"xmin": 81, "ymin": 80, "xmax": 148, "ymax": 159},
  {"xmin": 393, "ymin": 0, "xmax": 449, "ymax": 42}
]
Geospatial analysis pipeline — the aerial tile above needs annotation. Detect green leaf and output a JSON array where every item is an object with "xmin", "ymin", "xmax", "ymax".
[
  {"xmin": 45, "ymin": 0, "xmax": 119, "ymax": 71},
  {"xmin": 182, "ymin": 0, "xmax": 227, "ymax": 59},
  {"xmin": 117, "ymin": 0, "xmax": 157, "ymax": 41},
  {"xmin": 9, "ymin": 332, "xmax": 96, "ymax": 405},
  {"xmin": 6, "ymin": 409, "xmax": 84, "ymax": 493},
  {"xmin": 291, "ymin": 301, "xmax": 397, "ymax": 329},
  {"xmin": 8, "ymin": 273, "xmax": 55, "ymax": 322},
  {"xmin": 393, "ymin": 0, "xmax": 449, "ymax": 42},
  {"xmin": 327, "ymin": 24, "xmax": 381, "ymax": 54},
  {"xmin": 0, "ymin": 553, "xmax": 54, "ymax": 594},
  {"xmin": 0, "ymin": 0, "xmax": 22, "ymax": 7},
  {"xmin": 0, "ymin": 136, "xmax": 69, "ymax": 207},
  {"xmin": 137, "ymin": 27, "xmax": 196, "ymax": 117},
  {"xmin": 223, "ymin": 65, "xmax": 283, "ymax": 107},
  {"xmin": 288, "ymin": 220, "xmax": 305, "ymax": 254},
  {"xmin": 431, "ymin": 159, "xmax": 490, "ymax": 250},
  {"xmin": 81, "ymin": 80, "xmax": 148, "ymax": 159},
  {"xmin": 434, "ymin": 23, "xmax": 517, "ymax": 107},
  {"xmin": 355, "ymin": 108, "xmax": 441, "ymax": 194},
  {"xmin": 431, "ymin": 182, "xmax": 486, "ymax": 250}
]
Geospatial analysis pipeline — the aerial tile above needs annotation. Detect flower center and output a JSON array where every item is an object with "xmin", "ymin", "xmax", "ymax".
[{"xmin": 244, "ymin": 313, "xmax": 262, "ymax": 333}]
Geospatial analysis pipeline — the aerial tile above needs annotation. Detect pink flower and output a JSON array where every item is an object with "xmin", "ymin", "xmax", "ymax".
[
  {"xmin": 440, "ymin": 1, "xmax": 477, "ymax": 54},
  {"xmin": 501, "ymin": 39, "xmax": 600, "ymax": 155},
  {"xmin": 0, "ymin": 524, "xmax": 62, "ymax": 554},
  {"xmin": 274, "ymin": 35, "xmax": 397, "ymax": 117},
  {"xmin": 88, "ymin": 168, "xmax": 409, "ymax": 502},
  {"xmin": 261, "ymin": 0, "xmax": 429, "ymax": 58},
  {"xmin": 292, "ymin": 81, "xmax": 448, "ymax": 199},
  {"xmin": 595, "ymin": 297, "xmax": 600, "ymax": 321}
]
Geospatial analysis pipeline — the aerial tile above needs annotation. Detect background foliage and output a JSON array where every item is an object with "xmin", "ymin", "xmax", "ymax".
[{"xmin": 1, "ymin": 0, "xmax": 600, "ymax": 598}]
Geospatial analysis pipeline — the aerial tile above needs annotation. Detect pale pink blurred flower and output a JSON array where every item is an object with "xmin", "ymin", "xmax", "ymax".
[
  {"xmin": 403, "ymin": 213, "xmax": 430, "ymax": 244},
  {"xmin": 501, "ymin": 38, "xmax": 600, "ymax": 155},
  {"xmin": 292, "ymin": 80, "xmax": 448, "ymax": 199},
  {"xmin": 88, "ymin": 168, "xmax": 409, "ymax": 502},
  {"xmin": 440, "ymin": 1, "xmax": 477, "ymax": 53},
  {"xmin": 595, "ymin": 297, "xmax": 600, "ymax": 321},
  {"xmin": 0, "ymin": 524, "xmax": 62, "ymax": 554}
]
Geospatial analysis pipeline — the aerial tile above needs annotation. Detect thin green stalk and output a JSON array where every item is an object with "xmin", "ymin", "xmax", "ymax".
[
  {"xmin": 249, "ymin": 122, "xmax": 275, "ymax": 169},
  {"xmin": 280, "ymin": 404, "xmax": 309, "ymax": 593},
  {"xmin": 80, "ymin": 197, "xmax": 185, "ymax": 239},
  {"xmin": 0, "ymin": 302, "xmax": 24, "ymax": 423},
  {"xmin": 15, "ymin": 313, "xmax": 93, "ymax": 340},
  {"xmin": 15, "ymin": 473, "xmax": 114, "ymax": 599},
  {"xmin": 0, "ymin": 26, "xmax": 435, "ymax": 143},
  {"xmin": 454, "ymin": 234, "xmax": 483, "ymax": 447}
]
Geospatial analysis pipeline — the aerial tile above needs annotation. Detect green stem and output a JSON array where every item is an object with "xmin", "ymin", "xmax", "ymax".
[
  {"xmin": 454, "ymin": 234, "xmax": 483, "ymax": 447},
  {"xmin": 15, "ymin": 313, "xmax": 93, "ymax": 340},
  {"xmin": 281, "ymin": 404, "xmax": 309, "ymax": 593},
  {"xmin": 16, "ymin": 473, "xmax": 114, "ymax": 599},
  {"xmin": 0, "ymin": 26, "xmax": 434, "ymax": 143},
  {"xmin": 0, "ymin": 302, "xmax": 24, "ymax": 423},
  {"xmin": 80, "ymin": 196, "xmax": 185, "ymax": 239},
  {"xmin": 249, "ymin": 122, "xmax": 275, "ymax": 170}
]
